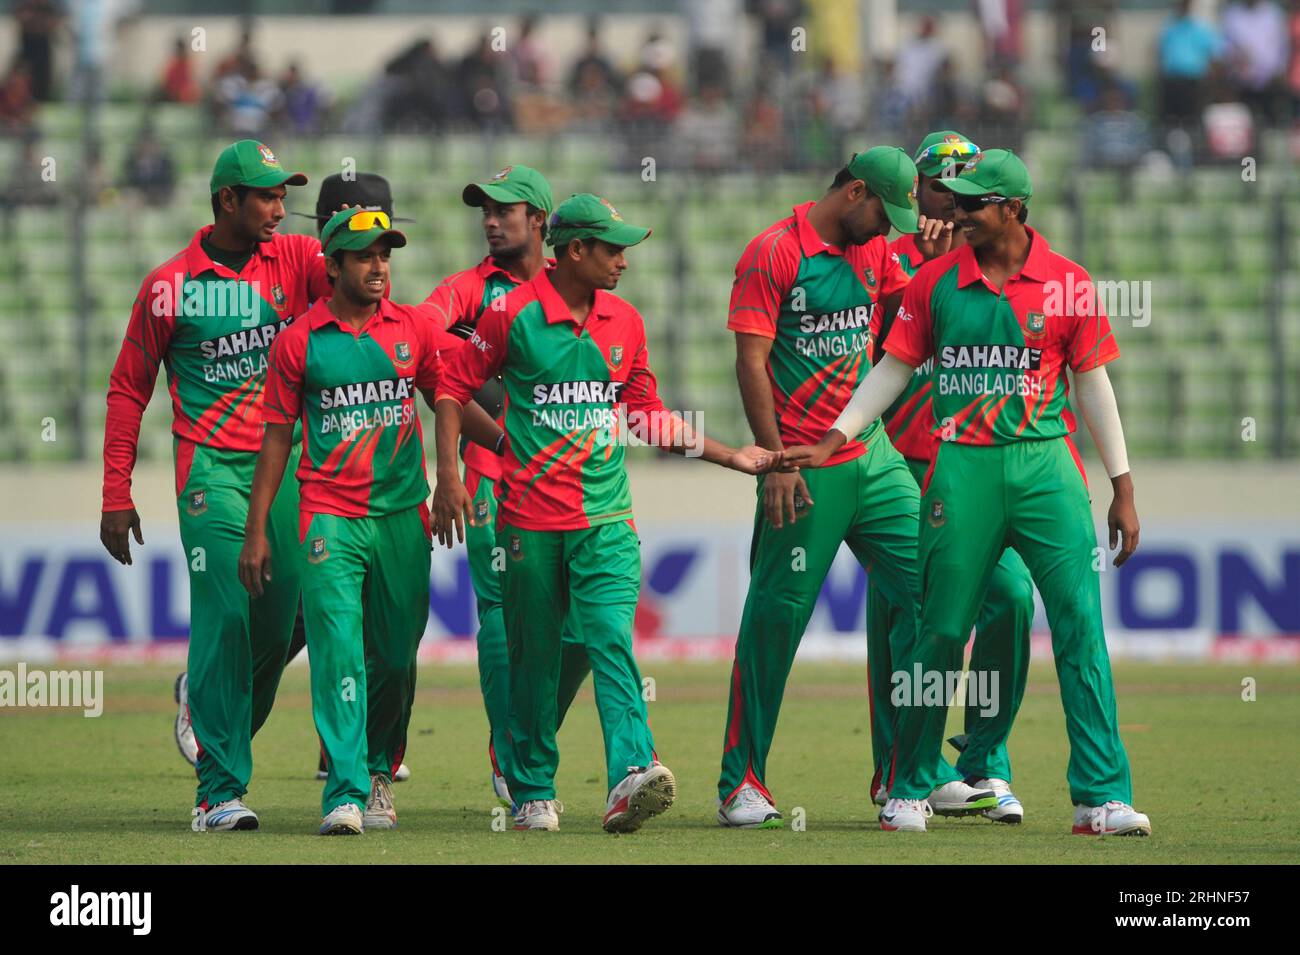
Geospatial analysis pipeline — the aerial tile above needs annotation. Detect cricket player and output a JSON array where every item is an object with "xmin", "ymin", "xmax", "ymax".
[
  {"xmin": 716, "ymin": 146, "xmax": 995, "ymax": 830},
  {"xmin": 785, "ymin": 150, "xmax": 1151, "ymax": 836},
  {"xmin": 172, "ymin": 171, "xmax": 415, "ymax": 786},
  {"xmin": 422, "ymin": 164, "xmax": 589, "ymax": 809},
  {"xmin": 431, "ymin": 194, "xmax": 778, "ymax": 833},
  {"xmin": 865, "ymin": 132, "xmax": 1034, "ymax": 824},
  {"xmin": 241, "ymin": 208, "xmax": 502, "ymax": 834},
  {"xmin": 101, "ymin": 140, "xmax": 328, "ymax": 831}
]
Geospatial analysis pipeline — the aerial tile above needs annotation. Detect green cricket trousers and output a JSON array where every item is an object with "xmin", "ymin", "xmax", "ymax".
[
  {"xmin": 498, "ymin": 519, "xmax": 652, "ymax": 802},
  {"xmin": 892, "ymin": 437, "xmax": 1132, "ymax": 805},
  {"xmin": 299, "ymin": 505, "xmax": 431, "ymax": 815},
  {"xmin": 177, "ymin": 441, "xmax": 302, "ymax": 809}
]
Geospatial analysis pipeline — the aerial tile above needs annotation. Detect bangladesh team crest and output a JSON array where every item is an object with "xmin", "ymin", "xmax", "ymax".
[
  {"xmin": 599, "ymin": 198, "xmax": 624, "ymax": 221},
  {"xmin": 863, "ymin": 266, "xmax": 876, "ymax": 286},
  {"xmin": 928, "ymin": 500, "xmax": 946, "ymax": 528},
  {"xmin": 474, "ymin": 499, "xmax": 489, "ymax": 524},
  {"xmin": 257, "ymin": 144, "xmax": 280, "ymax": 167},
  {"xmin": 308, "ymin": 537, "xmax": 329, "ymax": 564},
  {"xmin": 609, "ymin": 344, "xmax": 624, "ymax": 369},
  {"xmin": 1025, "ymin": 312, "xmax": 1046, "ymax": 339},
  {"xmin": 491, "ymin": 165, "xmax": 513, "ymax": 181},
  {"xmin": 186, "ymin": 490, "xmax": 207, "ymax": 516},
  {"xmin": 509, "ymin": 534, "xmax": 523, "ymax": 561},
  {"xmin": 272, "ymin": 284, "xmax": 286, "ymax": 308},
  {"xmin": 394, "ymin": 341, "xmax": 413, "ymax": 366}
]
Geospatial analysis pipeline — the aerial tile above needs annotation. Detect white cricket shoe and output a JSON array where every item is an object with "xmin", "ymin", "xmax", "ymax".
[
  {"xmin": 493, "ymin": 772, "xmax": 515, "ymax": 811},
  {"xmin": 199, "ymin": 798, "xmax": 258, "ymax": 831},
  {"xmin": 880, "ymin": 797, "xmax": 933, "ymax": 832},
  {"xmin": 320, "ymin": 803, "xmax": 364, "ymax": 835},
  {"xmin": 968, "ymin": 777, "xmax": 1023, "ymax": 824},
  {"xmin": 513, "ymin": 799, "xmax": 562, "ymax": 831},
  {"xmin": 928, "ymin": 780, "xmax": 998, "ymax": 816},
  {"xmin": 363, "ymin": 774, "xmax": 397, "ymax": 830},
  {"xmin": 173, "ymin": 672, "xmax": 198, "ymax": 768},
  {"xmin": 603, "ymin": 762, "xmax": 676, "ymax": 834},
  {"xmin": 1073, "ymin": 801, "xmax": 1151, "ymax": 837},
  {"xmin": 394, "ymin": 762, "xmax": 411, "ymax": 783},
  {"xmin": 717, "ymin": 784, "xmax": 783, "ymax": 829}
]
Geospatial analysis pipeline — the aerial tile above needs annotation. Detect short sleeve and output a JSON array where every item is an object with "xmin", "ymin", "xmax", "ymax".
[
  {"xmin": 1063, "ymin": 266, "xmax": 1121, "ymax": 372},
  {"xmin": 726, "ymin": 228, "xmax": 798, "ymax": 339},
  {"xmin": 884, "ymin": 265, "xmax": 938, "ymax": 367},
  {"xmin": 263, "ymin": 326, "xmax": 306, "ymax": 425}
]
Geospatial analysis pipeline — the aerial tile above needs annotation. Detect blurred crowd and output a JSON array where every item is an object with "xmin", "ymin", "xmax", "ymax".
[{"xmin": 3, "ymin": 0, "xmax": 1300, "ymax": 207}]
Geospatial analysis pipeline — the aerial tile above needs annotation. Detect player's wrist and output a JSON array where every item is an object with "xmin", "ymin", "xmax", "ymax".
[{"xmin": 1110, "ymin": 471, "xmax": 1134, "ymax": 497}]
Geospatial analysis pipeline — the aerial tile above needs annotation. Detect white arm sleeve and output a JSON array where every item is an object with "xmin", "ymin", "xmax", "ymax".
[
  {"xmin": 1073, "ymin": 365, "xmax": 1130, "ymax": 479},
  {"xmin": 830, "ymin": 353, "xmax": 916, "ymax": 440}
]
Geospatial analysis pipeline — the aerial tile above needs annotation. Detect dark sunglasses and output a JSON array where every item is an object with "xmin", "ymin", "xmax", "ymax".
[{"xmin": 952, "ymin": 193, "xmax": 1021, "ymax": 213}]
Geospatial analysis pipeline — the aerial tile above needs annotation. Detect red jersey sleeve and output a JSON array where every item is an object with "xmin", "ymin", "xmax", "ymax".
[
  {"xmin": 435, "ymin": 301, "xmax": 509, "ymax": 405},
  {"xmin": 726, "ymin": 228, "xmax": 798, "ymax": 339},
  {"xmin": 102, "ymin": 271, "xmax": 176, "ymax": 511},
  {"xmin": 1062, "ymin": 264, "xmax": 1121, "ymax": 371},
  {"xmin": 420, "ymin": 269, "xmax": 482, "ymax": 331},
  {"xmin": 283, "ymin": 232, "xmax": 332, "ymax": 304},
  {"xmin": 884, "ymin": 261, "xmax": 939, "ymax": 367},
  {"xmin": 411, "ymin": 307, "xmax": 460, "ymax": 392},
  {"xmin": 620, "ymin": 313, "xmax": 687, "ymax": 447},
  {"xmin": 263, "ymin": 323, "xmax": 307, "ymax": 426}
]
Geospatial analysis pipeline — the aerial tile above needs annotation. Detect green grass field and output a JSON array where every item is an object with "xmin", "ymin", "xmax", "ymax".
[{"xmin": 2, "ymin": 661, "xmax": 1297, "ymax": 864}]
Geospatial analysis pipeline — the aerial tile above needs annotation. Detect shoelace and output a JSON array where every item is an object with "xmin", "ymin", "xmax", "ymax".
[
  {"xmin": 737, "ymin": 787, "xmax": 771, "ymax": 809},
  {"xmin": 892, "ymin": 798, "xmax": 934, "ymax": 819}
]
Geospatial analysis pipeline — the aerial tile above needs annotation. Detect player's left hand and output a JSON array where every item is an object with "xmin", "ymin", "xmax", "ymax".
[
  {"xmin": 731, "ymin": 444, "xmax": 781, "ymax": 475},
  {"xmin": 1108, "ymin": 476, "xmax": 1140, "ymax": 567},
  {"xmin": 238, "ymin": 531, "xmax": 273, "ymax": 599},
  {"xmin": 915, "ymin": 215, "xmax": 954, "ymax": 261}
]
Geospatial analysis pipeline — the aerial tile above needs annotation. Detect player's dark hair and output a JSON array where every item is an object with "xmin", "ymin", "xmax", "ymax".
[
  {"xmin": 1016, "ymin": 203, "xmax": 1028, "ymax": 224},
  {"xmin": 325, "ymin": 249, "xmax": 348, "ymax": 286},
  {"xmin": 211, "ymin": 184, "xmax": 252, "ymax": 221},
  {"xmin": 830, "ymin": 166, "xmax": 854, "ymax": 191}
]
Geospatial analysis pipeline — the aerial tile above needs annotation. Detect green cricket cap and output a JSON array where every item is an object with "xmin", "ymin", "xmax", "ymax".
[
  {"xmin": 320, "ymin": 207, "xmax": 408, "ymax": 257},
  {"xmin": 462, "ymin": 164, "xmax": 554, "ymax": 214},
  {"xmin": 913, "ymin": 130, "xmax": 980, "ymax": 178},
  {"xmin": 934, "ymin": 148, "xmax": 1033, "ymax": 202},
  {"xmin": 846, "ymin": 146, "xmax": 919, "ymax": 233},
  {"xmin": 546, "ymin": 193, "xmax": 651, "ymax": 248},
  {"xmin": 209, "ymin": 140, "xmax": 308, "ymax": 193}
]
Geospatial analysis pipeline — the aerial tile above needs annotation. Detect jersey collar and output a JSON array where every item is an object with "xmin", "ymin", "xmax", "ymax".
[
  {"xmin": 184, "ymin": 225, "xmax": 280, "ymax": 279},
  {"xmin": 534, "ymin": 270, "xmax": 613, "ymax": 325},
  {"xmin": 955, "ymin": 226, "xmax": 1052, "ymax": 288},
  {"xmin": 307, "ymin": 295, "xmax": 399, "ymax": 330},
  {"xmin": 475, "ymin": 254, "xmax": 557, "ymax": 283},
  {"xmin": 794, "ymin": 201, "xmax": 843, "ymax": 258}
]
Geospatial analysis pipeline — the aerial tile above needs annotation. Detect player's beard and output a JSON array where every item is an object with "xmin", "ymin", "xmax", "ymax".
[{"xmin": 490, "ymin": 239, "xmax": 529, "ymax": 263}]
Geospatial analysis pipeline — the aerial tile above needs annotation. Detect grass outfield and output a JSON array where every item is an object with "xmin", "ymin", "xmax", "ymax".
[{"xmin": 1, "ymin": 661, "xmax": 1297, "ymax": 865}]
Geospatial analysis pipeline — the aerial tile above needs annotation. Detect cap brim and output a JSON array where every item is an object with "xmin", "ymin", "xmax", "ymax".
[
  {"xmin": 933, "ymin": 176, "xmax": 994, "ymax": 196},
  {"xmin": 463, "ymin": 182, "xmax": 532, "ymax": 207},
  {"xmin": 601, "ymin": 223, "xmax": 651, "ymax": 247},
  {"xmin": 882, "ymin": 200, "xmax": 919, "ymax": 234},
  {"xmin": 326, "ymin": 228, "xmax": 408, "ymax": 255},
  {"xmin": 241, "ymin": 170, "xmax": 309, "ymax": 188}
]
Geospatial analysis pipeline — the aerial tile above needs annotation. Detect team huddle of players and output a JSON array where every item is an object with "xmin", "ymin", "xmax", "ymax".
[{"xmin": 99, "ymin": 130, "xmax": 1151, "ymax": 838}]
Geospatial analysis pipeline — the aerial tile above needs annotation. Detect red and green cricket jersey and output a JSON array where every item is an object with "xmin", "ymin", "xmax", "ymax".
[
  {"xmin": 875, "ymin": 232, "xmax": 939, "ymax": 462},
  {"xmin": 264, "ymin": 297, "xmax": 462, "ymax": 530},
  {"xmin": 885, "ymin": 227, "xmax": 1118, "ymax": 446},
  {"xmin": 437, "ymin": 271, "xmax": 675, "ymax": 532},
  {"xmin": 102, "ymin": 226, "xmax": 331, "ymax": 510},
  {"xmin": 727, "ymin": 201, "xmax": 909, "ymax": 466},
  {"xmin": 421, "ymin": 256, "xmax": 553, "ymax": 484}
]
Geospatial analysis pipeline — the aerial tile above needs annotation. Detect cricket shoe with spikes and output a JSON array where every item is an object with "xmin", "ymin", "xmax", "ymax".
[
  {"xmin": 880, "ymin": 797, "xmax": 933, "ymax": 832},
  {"xmin": 966, "ymin": 777, "xmax": 1023, "ymax": 824},
  {"xmin": 603, "ymin": 762, "xmax": 676, "ymax": 834},
  {"xmin": 928, "ymin": 780, "xmax": 998, "ymax": 816}
]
